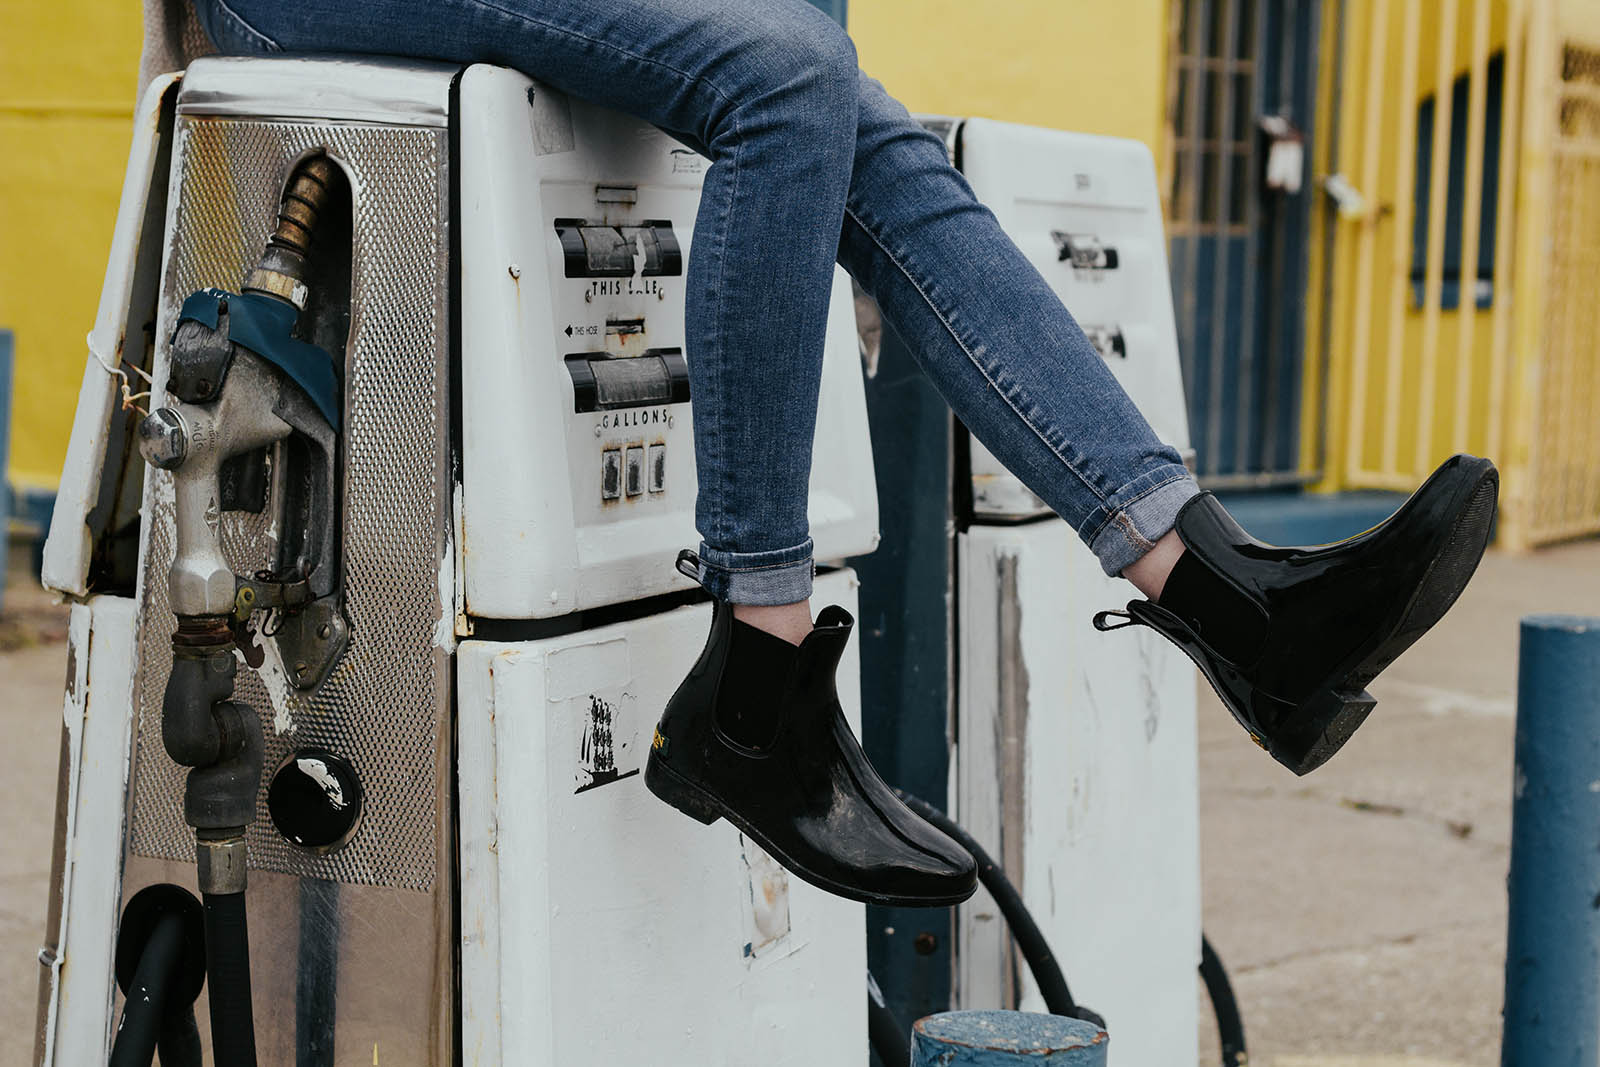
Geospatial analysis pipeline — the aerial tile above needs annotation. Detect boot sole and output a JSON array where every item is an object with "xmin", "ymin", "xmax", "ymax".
[
  {"xmin": 1275, "ymin": 461, "xmax": 1498, "ymax": 775},
  {"xmin": 644, "ymin": 753, "xmax": 978, "ymax": 908}
]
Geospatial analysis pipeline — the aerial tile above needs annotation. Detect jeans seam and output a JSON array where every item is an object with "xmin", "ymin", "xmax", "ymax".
[
  {"xmin": 1080, "ymin": 469, "xmax": 1193, "ymax": 547},
  {"xmin": 702, "ymin": 557, "xmax": 812, "ymax": 574},
  {"xmin": 702, "ymin": 108, "xmax": 742, "ymax": 547},
  {"xmin": 842, "ymin": 204, "xmax": 1111, "ymax": 510},
  {"xmin": 212, "ymin": 0, "xmax": 281, "ymax": 51},
  {"xmin": 459, "ymin": 0, "xmax": 738, "ymax": 109}
]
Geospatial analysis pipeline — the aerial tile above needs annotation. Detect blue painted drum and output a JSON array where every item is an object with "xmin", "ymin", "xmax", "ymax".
[
  {"xmin": 1502, "ymin": 614, "xmax": 1600, "ymax": 1067},
  {"xmin": 910, "ymin": 1011, "xmax": 1108, "ymax": 1066}
]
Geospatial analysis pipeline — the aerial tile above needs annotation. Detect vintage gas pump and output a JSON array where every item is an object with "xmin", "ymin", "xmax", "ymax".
[
  {"xmin": 37, "ymin": 55, "xmax": 879, "ymax": 1066},
  {"xmin": 120, "ymin": 151, "xmax": 346, "ymax": 1066},
  {"xmin": 856, "ymin": 119, "xmax": 1202, "ymax": 1066}
]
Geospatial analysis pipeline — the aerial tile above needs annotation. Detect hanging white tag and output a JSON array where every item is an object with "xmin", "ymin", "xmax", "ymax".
[{"xmin": 1266, "ymin": 137, "xmax": 1305, "ymax": 194}]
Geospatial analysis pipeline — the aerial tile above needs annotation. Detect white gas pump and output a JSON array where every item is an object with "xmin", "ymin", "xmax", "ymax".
[
  {"xmin": 38, "ymin": 55, "xmax": 877, "ymax": 1066},
  {"xmin": 940, "ymin": 119, "xmax": 1202, "ymax": 1064}
]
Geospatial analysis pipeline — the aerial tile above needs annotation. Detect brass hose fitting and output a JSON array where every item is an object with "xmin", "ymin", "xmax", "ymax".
[{"xmin": 245, "ymin": 154, "xmax": 337, "ymax": 308}]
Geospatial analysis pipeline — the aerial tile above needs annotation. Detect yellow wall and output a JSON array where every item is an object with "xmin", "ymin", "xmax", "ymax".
[
  {"xmin": 1307, "ymin": 0, "xmax": 1514, "ymax": 490},
  {"xmin": 850, "ymin": 0, "xmax": 1172, "ymax": 175},
  {"xmin": 3, "ymin": 1, "xmax": 1173, "ymax": 493},
  {"xmin": 0, "ymin": 1, "xmax": 142, "ymax": 490}
]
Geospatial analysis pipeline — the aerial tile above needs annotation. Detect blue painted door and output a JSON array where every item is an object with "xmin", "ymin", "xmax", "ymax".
[{"xmin": 1168, "ymin": 0, "xmax": 1321, "ymax": 486}]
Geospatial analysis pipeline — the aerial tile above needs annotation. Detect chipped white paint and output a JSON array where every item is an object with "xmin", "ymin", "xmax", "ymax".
[
  {"xmin": 432, "ymin": 543, "xmax": 456, "ymax": 652},
  {"xmin": 741, "ymin": 836, "xmax": 793, "ymax": 962},
  {"xmin": 43, "ymin": 596, "xmax": 142, "ymax": 1066},
  {"xmin": 254, "ymin": 634, "xmax": 298, "ymax": 736},
  {"xmin": 451, "ymin": 481, "xmax": 471, "ymax": 638},
  {"xmin": 43, "ymin": 75, "xmax": 182, "ymax": 596}
]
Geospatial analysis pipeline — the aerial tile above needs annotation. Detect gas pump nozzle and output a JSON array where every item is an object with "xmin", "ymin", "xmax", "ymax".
[{"xmin": 134, "ymin": 154, "xmax": 344, "ymax": 1067}]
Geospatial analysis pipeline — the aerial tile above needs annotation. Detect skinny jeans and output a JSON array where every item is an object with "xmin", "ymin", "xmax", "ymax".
[{"xmin": 197, "ymin": 0, "xmax": 1200, "ymax": 603}]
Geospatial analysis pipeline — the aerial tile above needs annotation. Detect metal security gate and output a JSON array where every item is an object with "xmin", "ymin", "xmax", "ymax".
[{"xmin": 1168, "ymin": 0, "xmax": 1323, "ymax": 486}]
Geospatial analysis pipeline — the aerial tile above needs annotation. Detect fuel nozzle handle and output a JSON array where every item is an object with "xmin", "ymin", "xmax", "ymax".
[{"xmin": 138, "ymin": 352, "xmax": 296, "ymax": 617}]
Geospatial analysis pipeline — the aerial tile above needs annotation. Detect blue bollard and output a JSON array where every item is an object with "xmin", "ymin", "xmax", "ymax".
[
  {"xmin": 910, "ymin": 1011, "xmax": 1106, "ymax": 1066},
  {"xmin": 1502, "ymin": 614, "xmax": 1600, "ymax": 1067}
]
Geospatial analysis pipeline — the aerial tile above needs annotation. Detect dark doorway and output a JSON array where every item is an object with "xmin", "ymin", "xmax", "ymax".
[{"xmin": 1168, "ymin": 0, "xmax": 1322, "ymax": 486}]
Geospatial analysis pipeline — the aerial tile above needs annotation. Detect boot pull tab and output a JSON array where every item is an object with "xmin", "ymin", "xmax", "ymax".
[
  {"xmin": 1092, "ymin": 608, "xmax": 1141, "ymax": 632},
  {"xmin": 675, "ymin": 549, "xmax": 702, "ymax": 584}
]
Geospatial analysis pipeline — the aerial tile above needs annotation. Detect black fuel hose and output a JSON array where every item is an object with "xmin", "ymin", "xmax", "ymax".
[
  {"xmin": 867, "ymin": 970, "xmax": 912, "ymax": 1066},
  {"xmin": 875, "ymin": 793, "xmax": 1246, "ymax": 1066},
  {"xmin": 895, "ymin": 790, "xmax": 1103, "ymax": 1028},
  {"xmin": 1200, "ymin": 934, "xmax": 1248, "ymax": 1065},
  {"xmin": 202, "ymin": 891, "xmax": 259, "ymax": 1067},
  {"xmin": 157, "ymin": 1007, "xmax": 204, "ymax": 1067},
  {"xmin": 109, "ymin": 911, "xmax": 186, "ymax": 1067}
]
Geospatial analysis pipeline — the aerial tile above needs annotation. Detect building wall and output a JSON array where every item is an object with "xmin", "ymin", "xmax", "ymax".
[
  {"xmin": 0, "ymin": 1, "xmax": 142, "ymax": 492},
  {"xmin": 4, "ymin": 2, "xmax": 1173, "ymax": 496},
  {"xmin": 1307, "ymin": 0, "xmax": 1515, "ymax": 491},
  {"xmin": 850, "ymin": 0, "xmax": 1172, "ymax": 173}
]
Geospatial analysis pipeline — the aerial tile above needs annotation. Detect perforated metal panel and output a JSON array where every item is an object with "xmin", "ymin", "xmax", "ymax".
[{"xmin": 129, "ymin": 115, "xmax": 452, "ymax": 892}]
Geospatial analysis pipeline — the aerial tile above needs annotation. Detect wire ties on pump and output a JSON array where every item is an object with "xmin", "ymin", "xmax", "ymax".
[
  {"xmin": 88, "ymin": 331, "xmax": 156, "ymax": 416},
  {"xmin": 261, "ymin": 607, "xmax": 287, "ymax": 638}
]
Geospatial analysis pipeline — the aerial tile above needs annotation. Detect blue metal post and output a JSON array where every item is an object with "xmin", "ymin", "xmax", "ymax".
[
  {"xmin": 1502, "ymin": 614, "xmax": 1600, "ymax": 1066},
  {"xmin": 910, "ymin": 1012, "xmax": 1106, "ymax": 1066}
]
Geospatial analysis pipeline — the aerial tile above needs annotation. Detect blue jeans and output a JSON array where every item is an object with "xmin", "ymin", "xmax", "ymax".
[{"xmin": 197, "ymin": 0, "xmax": 1199, "ymax": 603}]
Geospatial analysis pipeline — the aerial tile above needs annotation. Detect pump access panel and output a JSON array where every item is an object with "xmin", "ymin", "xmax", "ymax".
[{"xmin": 457, "ymin": 66, "xmax": 878, "ymax": 621}]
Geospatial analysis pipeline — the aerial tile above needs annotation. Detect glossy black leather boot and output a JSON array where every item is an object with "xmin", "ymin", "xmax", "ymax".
[
  {"xmin": 1096, "ymin": 454, "xmax": 1498, "ymax": 775},
  {"xmin": 646, "ymin": 554, "xmax": 978, "ymax": 907}
]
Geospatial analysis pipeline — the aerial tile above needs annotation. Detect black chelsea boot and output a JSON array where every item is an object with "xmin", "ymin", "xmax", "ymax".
[
  {"xmin": 646, "ymin": 553, "xmax": 978, "ymax": 907},
  {"xmin": 1096, "ymin": 454, "xmax": 1498, "ymax": 775}
]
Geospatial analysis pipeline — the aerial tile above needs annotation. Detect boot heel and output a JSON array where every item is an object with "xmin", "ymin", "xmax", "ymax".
[
  {"xmin": 1279, "ymin": 687, "xmax": 1378, "ymax": 776},
  {"xmin": 645, "ymin": 754, "xmax": 723, "ymax": 825}
]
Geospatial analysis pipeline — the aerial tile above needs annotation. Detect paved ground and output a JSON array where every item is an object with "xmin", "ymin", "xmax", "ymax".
[
  {"xmin": 1195, "ymin": 536, "xmax": 1600, "ymax": 1067},
  {"xmin": 2, "ymin": 538, "xmax": 1597, "ymax": 1065}
]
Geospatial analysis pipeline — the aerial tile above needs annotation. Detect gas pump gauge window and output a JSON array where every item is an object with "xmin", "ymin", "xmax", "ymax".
[
  {"xmin": 1051, "ymin": 231, "xmax": 1119, "ymax": 273},
  {"xmin": 565, "ymin": 349, "xmax": 690, "ymax": 412},
  {"xmin": 1083, "ymin": 325, "xmax": 1126, "ymax": 361},
  {"xmin": 556, "ymin": 218, "xmax": 683, "ymax": 278}
]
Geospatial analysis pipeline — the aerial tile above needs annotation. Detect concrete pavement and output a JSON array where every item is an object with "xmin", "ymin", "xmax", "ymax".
[
  {"xmin": 1196, "ymin": 536, "xmax": 1600, "ymax": 1066},
  {"xmin": 3, "ymin": 538, "xmax": 1597, "ymax": 1065}
]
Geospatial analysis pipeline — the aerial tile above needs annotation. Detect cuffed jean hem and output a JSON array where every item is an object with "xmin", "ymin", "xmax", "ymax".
[
  {"xmin": 1083, "ymin": 468, "xmax": 1202, "ymax": 578},
  {"xmin": 695, "ymin": 538, "xmax": 816, "ymax": 605}
]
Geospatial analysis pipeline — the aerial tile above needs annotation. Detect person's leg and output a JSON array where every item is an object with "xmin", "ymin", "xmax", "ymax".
[
  {"xmin": 839, "ymin": 73, "xmax": 1497, "ymax": 775},
  {"xmin": 838, "ymin": 74, "xmax": 1201, "ymax": 585},
  {"xmin": 204, "ymin": 0, "xmax": 852, "ymax": 623},
  {"xmin": 198, "ymin": 0, "xmax": 977, "ymax": 905}
]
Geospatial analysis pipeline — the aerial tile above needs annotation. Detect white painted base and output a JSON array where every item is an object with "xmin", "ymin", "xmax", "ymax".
[
  {"xmin": 458, "ymin": 568, "xmax": 868, "ymax": 1066},
  {"xmin": 957, "ymin": 523, "xmax": 1200, "ymax": 1066},
  {"xmin": 39, "ymin": 596, "xmax": 141, "ymax": 1066}
]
